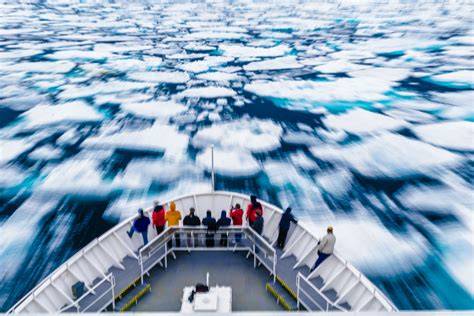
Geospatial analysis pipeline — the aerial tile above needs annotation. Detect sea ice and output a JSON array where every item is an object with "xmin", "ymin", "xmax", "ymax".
[
  {"xmin": 0, "ymin": 139, "xmax": 32, "ymax": 164},
  {"xmin": 196, "ymin": 72, "xmax": 240, "ymax": 82},
  {"xmin": 244, "ymin": 77, "xmax": 393, "ymax": 105},
  {"xmin": 219, "ymin": 44, "xmax": 289, "ymax": 58},
  {"xmin": 177, "ymin": 86, "xmax": 236, "ymax": 99},
  {"xmin": 313, "ymin": 60, "xmax": 367, "ymax": 73},
  {"xmin": 428, "ymin": 70, "xmax": 474, "ymax": 88},
  {"xmin": 82, "ymin": 122, "xmax": 189, "ymax": 158},
  {"xmin": 128, "ymin": 71, "xmax": 190, "ymax": 83},
  {"xmin": 19, "ymin": 101, "xmax": 103, "ymax": 129},
  {"xmin": 413, "ymin": 121, "xmax": 474, "ymax": 151},
  {"xmin": 38, "ymin": 159, "xmax": 116, "ymax": 196},
  {"xmin": 310, "ymin": 133, "xmax": 462, "ymax": 178},
  {"xmin": 121, "ymin": 100, "xmax": 187, "ymax": 119},
  {"xmin": 196, "ymin": 147, "xmax": 260, "ymax": 177},
  {"xmin": 243, "ymin": 56, "xmax": 303, "ymax": 71},
  {"xmin": 0, "ymin": 61, "xmax": 75, "ymax": 74},
  {"xmin": 323, "ymin": 108, "xmax": 408, "ymax": 135},
  {"xmin": 192, "ymin": 119, "xmax": 282, "ymax": 153}
]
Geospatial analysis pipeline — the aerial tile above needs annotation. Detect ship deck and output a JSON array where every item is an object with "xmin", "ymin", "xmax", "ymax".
[{"xmin": 131, "ymin": 250, "xmax": 283, "ymax": 312}]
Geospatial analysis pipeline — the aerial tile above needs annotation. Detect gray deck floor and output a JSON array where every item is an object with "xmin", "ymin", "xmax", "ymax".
[{"xmin": 131, "ymin": 250, "xmax": 284, "ymax": 312}]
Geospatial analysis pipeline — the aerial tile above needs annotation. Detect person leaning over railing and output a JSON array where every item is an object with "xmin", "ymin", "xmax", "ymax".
[
  {"xmin": 216, "ymin": 210, "xmax": 231, "ymax": 246},
  {"xmin": 165, "ymin": 201, "xmax": 182, "ymax": 248},
  {"xmin": 183, "ymin": 207, "xmax": 201, "ymax": 247},
  {"xmin": 310, "ymin": 226, "xmax": 336, "ymax": 272},
  {"xmin": 277, "ymin": 207, "xmax": 297, "ymax": 249}
]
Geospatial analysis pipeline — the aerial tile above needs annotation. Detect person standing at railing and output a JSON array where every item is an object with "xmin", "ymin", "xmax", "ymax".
[
  {"xmin": 251, "ymin": 211, "xmax": 264, "ymax": 254},
  {"xmin": 152, "ymin": 202, "xmax": 166, "ymax": 235},
  {"xmin": 277, "ymin": 207, "xmax": 298, "ymax": 249},
  {"xmin": 217, "ymin": 210, "xmax": 231, "ymax": 246},
  {"xmin": 165, "ymin": 201, "xmax": 182, "ymax": 248},
  {"xmin": 127, "ymin": 208, "xmax": 151, "ymax": 245},
  {"xmin": 183, "ymin": 207, "xmax": 201, "ymax": 247},
  {"xmin": 202, "ymin": 210, "xmax": 218, "ymax": 247},
  {"xmin": 230, "ymin": 204, "xmax": 244, "ymax": 244},
  {"xmin": 246, "ymin": 195, "xmax": 263, "ymax": 226},
  {"xmin": 310, "ymin": 226, "xmax": 336, "ymax": 272}
]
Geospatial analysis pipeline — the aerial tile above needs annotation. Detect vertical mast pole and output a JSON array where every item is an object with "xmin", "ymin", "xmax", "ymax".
[{"xmin": 211, "ymin": 145, "xmax": 215, "ymax": 192}]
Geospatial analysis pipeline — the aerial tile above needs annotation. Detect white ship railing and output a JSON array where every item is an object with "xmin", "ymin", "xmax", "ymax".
[
  {"xmin": 8, "ymin": 191, "xmax": 397, "ymax": 313},
  {"xmin": 138, "ymin": 226, "xmax": 277, "ymax": 284}
]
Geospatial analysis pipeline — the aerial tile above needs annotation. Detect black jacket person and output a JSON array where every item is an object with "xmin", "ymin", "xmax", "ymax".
[
  {"xmin": 217, "ymin": 210, "xmax": 231, "ymax": 246},
  {"xmin": 183, "ymin": 208, "xmax": 201, "ymax": 247},
  {"xmin": 277, "ymin": 207, "xmax": 297, "ymax": 249}
]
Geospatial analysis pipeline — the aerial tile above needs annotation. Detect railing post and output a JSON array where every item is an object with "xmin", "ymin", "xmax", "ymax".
[
  {"xmin": 253, "ymin": 244, "xmax": 256, "ymax": 268},
  {"xmin": 140, "ymin": 253, "xmax": 144, "ymax": 285},
  {"xmin": 111, "ymin": 276, "xmax": 115, "ymax": 311},
  {"xmin": 296, "ymin": 274, "xmax": 300, "ymax": 310},
  {"xmin": 273, "ymin": 252, "xmax": 276, "ymax": 283},
  {"xmin": 165, "ymin": 242, "xmax": 168, "ymax": 269}
]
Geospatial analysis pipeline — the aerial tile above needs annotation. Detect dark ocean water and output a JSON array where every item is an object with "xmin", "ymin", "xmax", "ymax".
[{"xmin": 0, "ymin": 0, "xmax": 473, "ymax": 311}]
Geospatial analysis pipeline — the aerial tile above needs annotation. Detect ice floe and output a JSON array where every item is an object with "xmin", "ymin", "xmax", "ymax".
[
  {"xmin": 243, "ymin": 56, "xmax": 303, "ymax": 71},
  {"xmin": 196, "ymin": 147, "xmax": 260, "ymax": 177},
  {"xmin": 177, "ymin": 86, "xmax": 236, "ymax": 99},
  {"xmin": 323, "ymin": 108, "xmax": 408, "ymax": 135},
  {"xmin": 196, "ymin": 72, "xmax": 240, "ymax": 82},
  {"xmin": 19, "ymin": 101, "xmax": 103, "ymax": 129},
  {"xmin": 82, "ymin": 123, "xmax": 189, "ymax": 158},
  {"xmin": 0, "ymin": 61, "xmax": 75, "ymax": 74},
  {"xmin": 244, "ymin": 77, "xmax": 394, "ymax": 107},
  {"xmin": 0, "ymin": 139, "xmax": 32, "ymax": 164},
  {"xmin": 38, "ymin": 159, "xmax": 116, "ymax": 196},
  {"xmin": 58, "ymin": 81, "xmax": 156, "ymax": 100},
  {"xmin": 413, "ymin": 121, "xmax": 474, "ymax": 151},
  {"xmin": 192, "ymin": 119, "xmax": 282, "ymax": 153},
  {"xmin": 427, "ymin": 70, "xmax": 474, "ymax": 88},
  {"xmin": 121, "ymin": 100, "xmax": 187, "ymax": 119},
  {"xmin": 29, "ymin": 145, "xmax": 63, "ymax": 161},
  {"xmin": 310, "ymin": 133, "xmax": 462, "ymax": 178},
  {"xmin": 128, "ymin": 71, "xmax": 190, "ymax": 83},
  {"xmin": 46, "ymin": 49, "xmax": 114, "ymax": 60},
  {"xmin": 314, "ymin": 60, "xmax": 367, "ymax": 73},
  {"xmin": 220, "ymin": 44, "xmax": 289, "ymax": 58}
]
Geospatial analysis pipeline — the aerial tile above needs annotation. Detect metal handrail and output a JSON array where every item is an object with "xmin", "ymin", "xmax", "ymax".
[
  {"xmin": 138, "ymin": 226, "xmax": 277, "ymax": 285},
  {"xmin": 58, "ymin": 273, "xmax": 115, "ymax": 313},
  {"xmin": 296, "ymin": 272, "xmax": 345, "ymax": 312}
]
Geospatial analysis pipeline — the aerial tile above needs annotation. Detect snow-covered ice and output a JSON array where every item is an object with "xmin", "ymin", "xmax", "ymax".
[
  {"xmin": 121, "ymin": 100, "xmax": 187, "ymax": 119},
  {"xmin": 413, "ymin": 121, "xmax": 474, "ymax": 151},
  {"xmin": 19, "ymin": 101, "xmax": 103, "ymax": 128},
  {"xmin": 196, "ymin": 147, "xmax": 260, "ymax": 177},
  {"xmin": 323, "ymin": 108, "xmax": 408, "ymax": 135}
]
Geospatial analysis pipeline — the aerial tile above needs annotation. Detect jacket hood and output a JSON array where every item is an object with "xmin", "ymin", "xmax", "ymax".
[
  {"xmin": 220, "ymin": 210, "xmax": 227, "ymax": 219},
  {"xmin": 170, "ymin": 201, "xmax": 176, "ymax": 212}
]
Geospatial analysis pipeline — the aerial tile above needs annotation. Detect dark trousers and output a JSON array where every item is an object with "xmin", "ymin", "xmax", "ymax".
[
  {"xmin": 311, "ymin": 251, "xmax": 331, "ymax": 272},
  {"xmin": 235, "ymin": 232, "xmax": 242, "ymax": 244},
  {"xmin": 219, "ymin": 233, "xmax": 228, "ymax": 247},
  {"xmin": 205, "ymin": 233, "xmax": 215, "ymax": 247},
  {"xmin": 167, "ymin": 233, "xmax": 180, "ymax": 249},
  {"xmin": 156, "ymin": 225, "xmax": 165, "ymax": 235},
  {"xmin": 277, "ymin": 228, "xmax": 289, "ymax": 249}
]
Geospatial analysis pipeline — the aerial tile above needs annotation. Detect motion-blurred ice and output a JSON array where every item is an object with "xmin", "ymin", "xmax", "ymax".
[{"xmin": 0, "ymin": 0, "xmax": 473, "ymax": 311}]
